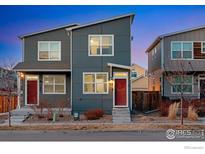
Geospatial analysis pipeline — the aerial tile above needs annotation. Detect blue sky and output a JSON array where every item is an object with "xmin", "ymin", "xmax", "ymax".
[{"xmin": 1, "ymin": 5, "xmax": 205, "ymax": 68}]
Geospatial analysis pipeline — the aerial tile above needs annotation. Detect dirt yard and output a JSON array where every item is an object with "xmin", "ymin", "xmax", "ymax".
[
  {"xmin": 0, "ymin": 114, "xmax": 8, "ymax": 123},
  {"xmin": 132, "ymin": 112, "xmax": 203, "ymax": 123},
  {"xmin": 0, "ymin": 123, "xmax": 204, "ymax": 131},
  {"xmin": 25, "ymin": 114, "xmax": 112, "ymax": 124}
]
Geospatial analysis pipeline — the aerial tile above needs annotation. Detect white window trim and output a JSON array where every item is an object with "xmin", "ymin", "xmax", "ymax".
[
  {"xmin": 171, "ymin": 41, "xmax": 193, "ymax": 60},
  {"xmin": 38, "ymin": 41, "xmax": 61, "ymax": 61},
  {"xmin": 42, "ymin": 75, "xmax": 66, "ymax": 94},
  {"xmin": 88, "ymin": 35, "xmax": 114, "ymax": 56},
  {"xmin": 201, "ymin": 41, "xmax": 205, "ymax": 53},
  {"xmin": 198, "ymin": 74, "xmax": 205, "ymax": 99},
  {"xmin": 171, "ymin": 75, "xmax": 194, "ymax": 95},
  {"xmin": 83, "ymin": 72, "xmax": 109, "ymax": 94}
]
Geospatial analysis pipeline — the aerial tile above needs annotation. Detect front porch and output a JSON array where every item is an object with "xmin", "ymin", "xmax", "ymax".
[{"xmin": 16, "ymin": 72, "xmax": 71, "ymax": 109}]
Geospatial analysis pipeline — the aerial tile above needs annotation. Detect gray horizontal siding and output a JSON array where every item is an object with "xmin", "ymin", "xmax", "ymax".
[
  {"xmin": 21, "ymin": 72, "xmax": 71, "ymax": 107},
  {"xmin": 164, "ymin": 28, "xmax": 205, "ymax": 71},
  {"xmin": 163, "ymin": 74, "xmax": 199, "ymax": 100},
  {"xmin": 72, "ymin": 17, "xmax": 131, "ymax": 113},
  {"xmin": 148, "ymin": 42, "xmax": 161, "ymax": 73},
  {"xmin": 23, "ymin": 28, "xmax": 71, "ymax": 69}
]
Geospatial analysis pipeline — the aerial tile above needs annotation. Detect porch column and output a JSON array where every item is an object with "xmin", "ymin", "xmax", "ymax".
[{"xmin": 17, "ymin": 73, "xmax": 21, "ymax": 109}]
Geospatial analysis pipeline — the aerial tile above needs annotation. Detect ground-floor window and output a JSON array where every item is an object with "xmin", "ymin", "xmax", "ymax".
[
  {"xmin": 43, "ymin": 75, "xmax": 66, "ymax": 94},
  {"xmin": 83, "ymin": 72, "xmax": 108, "ymax": 94},
  {"xmin": 171, "ymin": 75, "xmax": 193, "ymax": 94}
]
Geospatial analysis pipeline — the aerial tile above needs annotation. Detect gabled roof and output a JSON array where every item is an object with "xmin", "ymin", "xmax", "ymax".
[
  {"xmin": 145, "ymin": 25, "xmax": 205, "ymax": 53},
  {"xmin": 132, "ymin": 74, "xmax": 148, "ymax": 82},
  {"xmin": 131, "ymin": 63, "xmax": 147, "ymax": 71},
  {"xmin": 18, "ymin": 13, "xmax": 135, "ymax": 39},
  {"xmin": 66, "ymin": 13, "xmax": 135, "ymax": 31},
  {"xmin": 19, "ymin": 23, "xmax": 79, "ymax": 39}
]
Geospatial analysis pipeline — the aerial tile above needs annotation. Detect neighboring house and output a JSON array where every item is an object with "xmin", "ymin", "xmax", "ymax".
[
  {"xmin": 0, "ymin": 67, "xmax": 17, "ymax": 94},
  {"xmin": 146, "ymin": 25, "xmax": 205, "ymax": 100},
  {"xmin": 14, "ymin": 14, "xmax": 135, "ymax": 115},
  {"xmin": 131, "ymin": 64, "xmax": 148, "ymax": 91}
]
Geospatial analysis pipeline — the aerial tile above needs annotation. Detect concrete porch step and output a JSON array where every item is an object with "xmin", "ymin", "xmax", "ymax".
[{"xmin": 112, "ymin": 107, "xmax": 131, "ymax": 124}]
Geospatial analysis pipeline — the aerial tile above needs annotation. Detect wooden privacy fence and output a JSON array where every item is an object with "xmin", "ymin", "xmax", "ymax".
[
  {"xmin": 132, "ymin": 91, "xmax": 161, "ymax": 112},
  {"xmin": 0, "ymin": 95, "xmax": 17, "ymax": 113}
]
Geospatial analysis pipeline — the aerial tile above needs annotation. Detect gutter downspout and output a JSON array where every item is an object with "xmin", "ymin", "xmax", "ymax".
[
  {"xmin": 161, "ymin": 38, "xmax": 164, "ymax": 96},
  {"xmin": 68, "ymin": 30, "xmax": 73, "ymax": 113}
]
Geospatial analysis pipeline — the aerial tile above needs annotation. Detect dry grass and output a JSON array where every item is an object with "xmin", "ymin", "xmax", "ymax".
[
  {"xmin": 187, "ymin": 106, "xmax": 198, "ymax": 121},
  {"xmin": 168, "ymin": 102, "xmax": 179, "ymax": 120}
]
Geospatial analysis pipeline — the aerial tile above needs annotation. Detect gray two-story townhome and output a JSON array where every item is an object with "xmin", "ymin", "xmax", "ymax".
[
  {"xmin": 146, "ymin": 26, "xmax": 205, "ymax": 100},
  {"xmin": 14, "ymin": 14, "xmax": 135, "ymax": 121}
]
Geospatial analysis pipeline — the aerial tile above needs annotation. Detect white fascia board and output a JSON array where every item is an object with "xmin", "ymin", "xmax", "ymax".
[{"xmin": 107, "ymin": 63, "xmax": 132, "ymax": 70}]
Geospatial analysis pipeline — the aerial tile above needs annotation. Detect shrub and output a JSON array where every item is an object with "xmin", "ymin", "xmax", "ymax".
[
  {"xmin": 84, "ymin": 109, "xmax": 104, "ymax": 120},
  {"xmin": 94, "ymin": 109, "xmax": 104, "ymax": 117},
  {"xmin": 187, "ymin": 106, "xmax": 198, "ymax": 121},
  {"xmin": 58, "ymin": 101, "xmax": 66, "ymax": 117},
  {"xmin": 46, "ymin": 104, "xmax": 53, "ymax": 121},
  {"xmin": 168, "ymin": 102, "xmax": 179, "ymax": 120}
]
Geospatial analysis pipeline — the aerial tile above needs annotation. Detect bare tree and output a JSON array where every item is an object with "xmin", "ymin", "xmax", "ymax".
[
  {"xmin": 164, "ymin": 60, "xmax": 197, "ymax": 125},
  {"xmin": 0, "ymin": 59, "xmax": 18, "ymax": 127},
  {"xmin": 149, "ymin": 59, "xmax": 198, "ymax": 125}
]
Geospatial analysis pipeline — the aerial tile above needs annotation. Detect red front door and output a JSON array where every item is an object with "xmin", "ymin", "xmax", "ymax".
[
  {"xmin": 27, "ymin": 80, "xmax": 38, "ymax": 105},
  {"xmin": 115, "ymin": 79, "xmax": 127, "ymax": 106}
]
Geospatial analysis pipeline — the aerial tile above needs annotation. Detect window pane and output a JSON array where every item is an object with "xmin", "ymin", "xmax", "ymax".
[
  {"xmin": 131, "ymin": 71, "xmax": 137, "ymax": 78},
  {"xmin": 50, "ymin": 51, "xmax": 60, "ymax": 59},
  {"xmin": 183, "ymin": 43, "xmax": 192, "ymax": 51},
  {"xmin": 202, "ymin": 42, "xmax": 205, "ymax": 52},
  {"xmin": 55, "ymin": 76, "xmax": 65, "ymax": 84},
  {"xmin": 39, "ymin": 51, "xmax": 49, "ymax": 59},
  {"xmin": 50, "ymin": 42, "xmax": 59, "ymax": 51},
  {"xmin": 55, "ymin": 85, "xmax": 65, "ymax": 93},
  {"xmin": 84, "ymin": 83, "xmax": 95, "ymax": 93},
  {"xmin": 182, "ymin": 85, "xmax": 192, "ymax": 93},
  {"xmin": 90, "ymin": 46, "xmax": 100, "ymax": 55},
  {"xmin": 39, "ymin": 42, "xmax": 49, "ymax": 51},
  {"xmin": 183, "ymin": 76, "xmax": 192, "ymax": 84},
  {"xmin": 96, "ymin": 83, "xmax": 107, "ymax": 93},
  {"xmin": 173, "ymin": 76, "xmax": 181, "ymax": 84},
  {"xmin": 44, "ymin": 85, "xmax": 54, "ymax": 93},
  {"xmin": 84, "ymin": 74, "xmax": 95, "ymax": 82},
  {"xmin": 96, "ymin": 74, "xmax": 107, "ymax": 82},
  {"xmin": 90, "ymin": 36, "xmax": 100, "ymax": 55},
  {"xmin": 172, "ymin": 85, "xmax": 181, "ymax": 93},
  {"xmin": 102, "ymin": 36, "xmax": 112, "ymax": 45},
  {"xmin": 172, "ymin": 43, "xmax": 181, "ymax": 51},
  {"xmin": 183, "ymin": 51, "xmax": 192, "ymax": 59},
  {"xmin": 102, "ymin": 45, "xmax": 112, "ymax": 55},
  {"xmin": 44, "ymin": 76, "xmax": 54, "ymax": 84},
  {"xmin": 172, "ymin": 51, "xmax": 181, "ymax": 59}
]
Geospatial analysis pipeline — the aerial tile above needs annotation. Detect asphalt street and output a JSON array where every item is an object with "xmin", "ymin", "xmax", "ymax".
[{"xmin": 0, "ymin": 130, "xmax": 204, "ymax": 141}]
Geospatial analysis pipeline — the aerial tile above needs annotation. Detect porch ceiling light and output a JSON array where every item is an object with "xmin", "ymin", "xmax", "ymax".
[
  {"xmin": 108, "ymin": 79, "xmax": 114, "ymax": 84},
  {"xmin": 19, "ymin": 72, "xmax": 25, "ymax": 79}
]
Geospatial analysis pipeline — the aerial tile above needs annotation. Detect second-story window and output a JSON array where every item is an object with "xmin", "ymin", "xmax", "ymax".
[
  {"xmin": 89, "ymin": 35, "xmax": 114, "ymax": 56},
  {"xmin": 171, "ymin": 42, "xmax": 193, "ymax": 60},
  {"xmin": 131, "ymin": 71, "xmax": 138, "ymax": 79},
  {"xmin": 38, "ymin": 41, "xmax": 61, "ymax": 61}
]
